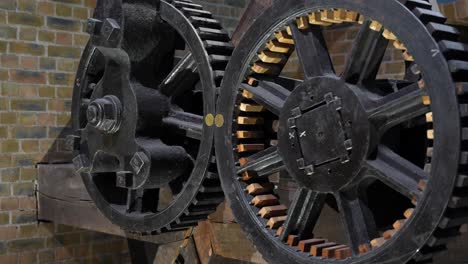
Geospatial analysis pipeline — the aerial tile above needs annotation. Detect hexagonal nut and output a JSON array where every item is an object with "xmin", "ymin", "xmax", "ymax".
[
  {"xmin": 65, "ymin": 135, "xmax": 81, "ymax": 151},
  {"xmin": 130, "ymin": 152, "xmax": 150, "ymax": 175},
  {"xmin": 101, "ymin": 18, "xmax": 121, "ymax": 43},
  {"xmin": 86, "ymin": 18, "xmax": 103, "ymax": 35},
  {"xmin": 73, "ymin": 155, "xmax": 90, "ymax": 173},
  {"xmin": 116, "ymin": 171, "xmax": 134, "ymax": 188}
]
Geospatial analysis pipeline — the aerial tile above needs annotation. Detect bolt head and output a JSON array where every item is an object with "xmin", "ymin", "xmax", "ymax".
[
  {"xmin": 130, "ymin": 152, "xmax": 149, "ymax": 175},
  {"xmin": 87, "ymin": 105, "xmax": 100, "ymax": 124},
  {"xmin": 101, "ymin": 18, "xmax": 121, "ymax": 43},
  {"xmin": 86, "ymin": 18, "xmax": 102, "ymax": 35}
]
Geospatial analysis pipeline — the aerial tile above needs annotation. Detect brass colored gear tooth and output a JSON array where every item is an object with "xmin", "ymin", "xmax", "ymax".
[
  {"xmin": 252, "ymin": 194, "xmax": 279, "ymax": 207},
  {"xmin": 237, "ymin": 130, "xmax": 264, "ymax": 139},
  {"xmin": 242, "ymin": 171, "xmax": 256, "ymax": 181},
  {"xmin": 403, "ymin": 50, "xmax": 415, "ymax": 61},
  {"xmin": 267, "ymin": 216, "xmax": 287, "ymax": 229},
  {"xmin": 272, "ymin": 120, "xmax": 280, "ymax": 133},
  {"xmin": 370, "ymin": 237, "xmax": 386, "ymax": 248},
  {"xmin": 270, "ymin": 139, "xmax": 279, "ymax": 146},
  {"xmin": 393, "ymin": 219, "xmax": 406, "ymax": 230},
  {"xmin": 333, "ymin": 9, "xmax": 347, "ymax": 22},
  {"xmin": 322, "ymin": 245, "xmax": 348, "ymax": 259},
  {"xmin": 246, "ymin": 183, "xmax": 274, "ymax": 195},
  {"xmin": 287, "ymin": 235, "xmax": 300, "ymax": 246},
  {"xmin": 321, "ymin": 9, "xmax": 343, "ymax": 24},
  {"xmin": 358, "ymin": 243, "xmax": 371, "ymax": 253},
  {"xmin": 393, "ymin": 40, "xmax": 407, "ymax": 50},
  {"xmin": 310, "ymin": 242, "xmax": 338, "ymax": 257},
  {"xmin": 237, "ymin": 144, "xmax": 265, "ymax": 153},
  {"xmin": 237, "ymin": 116, "xmax": 264, "ymax": 125},
  {"xmin": 275, "ymin": 30, "xmax": 294, "ymax": 44},
  {"xmin": 335, "ymin": 247, "xmax": 352, "ymax": 260},
  {"xmin": 411, "ymin": 194, "xmax": 418, "ymax": 205},
  {"xmin": 358, "ymin": 14, "xmax": 365, "ymax": 24},
  {"xmin": 369, "ymin": 20, "xmax": 383, "ymax": 32},
  {"xmin": 418, "ymin": 180, "xmax": 427, "ymax": 191},
  {"xmin": 308, "ymin": 12, "xmax": 332, "ymax": 26},
  {"xmin": 258, "ymin": 205, "xmax": 288, "ymax": 218},
  {"xmin": 242, "ymin": 89, "xmax": 254, "ymax": 99},
  {"xmin": 382, "ymin": 29, "xmax": 397, "ymax": 40},
  {"xmin": 422, "ymin": 95, "xmax": 431, "ymax": 106},
  {"xmin": 344, "ymin": 10, "xmax": 359, "ymax": 22},
  {"xmin": 251, "ymin": 61, "xmax": 281, "ymax": 74},
  {"xmin": 383, "ymin": 229, "xmax": 397, "ymax": 240},
  {"xmin": 276, "ymin": 226, "xmax": 284, "ymax": 236},
  {"xmin": 247, "ymin": 77, "xmax": 258, "ymax": 86},
  {"xmin": 267, "ymin": 39, "xmax": 292, "ymax": 53},
  {"xmin": 426, "ymin": 147, "xmax": 433, "ymax": 158},
  {"xmin": 404, "ymin": 208, "xmax": 414, "ymax": 219},
  {"xmin": 424, "ymin": 163, "xmax": 432, "ymax": 173},
  {"xmin": 239, "ymin": 103, "xmax": 264, "ymax": 112},
  {"xmin": 258, "ymin": 51, "xmax": 288, "ymax": 64},
  {"xmin": 418, "ymin": 79, "xmax": 426, "ymax": 89},
  {"xmin": 426, "ymin": 112, "xmax": 433, "ymax": 123},
  {"xmin": 296, "ymin": 16, "xmax": 309, "ymax": 29},
  {"xmin": 286, "ymin": 26, "xmax": 293, "ymax": 36},
  {"xmin": 427, "ymin": 129, "xmax": 434, "ymax": 140},
  {"xmin": 239, "ymin": 157, "xmax": 249, "ymax": 166},
  {"xmin": 298, "ymin": 239, "xmax": 327, "ymax": 253}
]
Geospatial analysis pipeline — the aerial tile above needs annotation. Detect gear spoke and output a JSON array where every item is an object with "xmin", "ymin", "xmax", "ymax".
[
  {"xmin": 336, "ymin": 191, "xmax": 377, "ymax": 255},
  {"xmin": 279, "ymin": 188, "xmax": 327, "ymax": 241},
  {"xmin": 367, "ymin": 83, "xmax": 429, "ymax": 134},
  {"xmin": 162, "ymin": 111, "xmax": 204, "ymax": 140},
  {"xmin": 365, "ymin": 145, "xmax": 428, "ymax": 200},
  {"xmin": 237, "ymin": 146, "xmax": 285, "ymax": 176},
  {"xmin": 242, "ymin": 80, "xmax": 291, "ymax": 115},
  {"xmin": 290, "ymin": 23, "xmax": 335, "ymax": 79},
  {"xmin": 159, "ymin": 53, "xmax": 199, "ymax": 97},
  {"xmin": 342, "ymin": 21, "xmax": 389, "ymax": 85}
]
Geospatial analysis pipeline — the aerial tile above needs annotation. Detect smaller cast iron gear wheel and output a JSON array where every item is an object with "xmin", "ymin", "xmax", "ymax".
[
  {"xmin": 69, "ymin": 0, "xmax": 232, "ymax": 234},
  {"xmin": 216, "ymin": 0, "xmax": 468, "ymax": 263}
]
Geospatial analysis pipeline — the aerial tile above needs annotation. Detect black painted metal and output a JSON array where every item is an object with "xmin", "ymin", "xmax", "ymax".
[
  {"xmin": 215, "ymin": 0, "xmax": 467, "ymax": 263},
  {"xmin": 70, "ymin": 0, "xmax": 231, "ymax": 234}
]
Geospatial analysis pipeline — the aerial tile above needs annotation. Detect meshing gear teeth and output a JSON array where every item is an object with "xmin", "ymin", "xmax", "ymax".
[
  {"xmin": 215, "ymin": 0, "xmax": 468, "ymax": 263},
  {"xmin": 72, "ymin": 0, "xmax": 231, "ymax": 235}
]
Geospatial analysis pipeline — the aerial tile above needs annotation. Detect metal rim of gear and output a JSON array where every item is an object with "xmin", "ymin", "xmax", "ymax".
[
  {"xmin": 215, "ymin": 0, "xmax": 468, "ymax": 263},
  {"xmin": 70, "ymin": 0, "xmax": 232, "ymax": 234}
]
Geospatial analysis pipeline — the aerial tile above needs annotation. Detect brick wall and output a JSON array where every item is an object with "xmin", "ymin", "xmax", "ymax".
[{"xmin": 0, "ymin": 0, "xmax": 249, "ymax": 263}]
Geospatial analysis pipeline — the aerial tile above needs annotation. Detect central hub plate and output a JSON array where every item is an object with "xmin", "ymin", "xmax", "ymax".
[{"xmin": 278, "ymin": 77, "xmax": 370, "ymax": 192}]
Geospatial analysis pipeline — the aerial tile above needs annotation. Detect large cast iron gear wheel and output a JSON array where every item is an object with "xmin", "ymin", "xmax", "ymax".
[
  {"xmin": 216, "ymin": 0, "xmax": 468, "ymax": 263},
  {"xmin": 69, "ymin": 0, "xmax": 232, "ymax": 234}
]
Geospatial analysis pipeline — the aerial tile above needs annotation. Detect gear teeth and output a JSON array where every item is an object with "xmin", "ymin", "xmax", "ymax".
[
  {"xmin": 189, "ymin": 16, "xmax": 221, "ymax": 28},
  {"xmin": 296, "ymin": 16, "xmax": 309, "ymax": 29},
  {"xmin": 251, "ymin": 62, "xmax": 281, "ymax": 75},
  {"xmin": 237, "ymin": 144, "xmax": 265, "ymax": 153},
  {"xmin": 426, "ymin": 22, "xmax": 460, "ymax": 40},
  {"xmin": 438, "ymin": 41, "xmax": 468, "ymax": 60},
  {"xmin": 287, "ymin": 235, "xmax": 300, "ymax": 246},
  {"xmin": 413, "ymin": 8, "xmax": 447, "ymax": 24},
  {"xmin": 383, "ymin": 229, "xmax": 397, "ymax": 240},
  {"xmin": 267, "ymin": 216, "xmax": 287, "ymax": 229},
  {"xmin": 393, "ymin": 40, "xmax": 407, "ymax": 50},
  {"xmin": 267, "ymin": 40, "xmax": 292, "ymax": 53},
  {"xmin": 237, "ymin": 116, "xmax": 264, "ymax": 125},
  {"xmin": 203, "ymin": 40, "xmax": 234, "ymax": 55},
  {"xmin": 322, "ymin": 245, "xmax": 350, "ymax": 259},
  {"xmin": 456, "ymin": 175, "xmax": 468, "ymax": 187},
  {"xmin": 405, "ymin": 0, "xmax": 434, "ymax": 10},
  {"xmin": 209, "ymin": 54, "xmax": 230, "ymax": 70},
  {"xmin": 237, "ymin": 131, "xmax": 264, "ymax": 139},
  {"xmin": 308, "ymin": 11, "xmax": 332, "ymax": 26},
  {"xmin": 382, "ymin": 29, "xmax": 397, "ymax": 40},
  {"xmin": 448, "ymin": 60, "xmax": 468, "ymax": 81},
  {"xmin": 258, "ymin": 205, "xmax": 288, "ymax": 218},
  {"xmin": 369, "ymin": 20, "xmax": 383, "ymax": 32},
  {"xmin": 320, "ymin": 9, "xmax": 343, "ymax": 24},
  {"xmin": 197, "ymin": 27, "xmax": 230, "ymax": 41},
  {"xmin": 439, "ymin": 209, "xmax": 468, "ymax": 228},
  {"xmin": 298, "ymin": 239, "xmax": 327, "ymax": 252},
  {"xmin": 181, "ymin": 7, "xmax": 212, "ymax": 18},
  {"xmin": 252, "ymin": 194, "xmax": 279, "ymax": 207},
  {"xmin": 275, "ymin": 30, "xmax": 294, "ymax": 44},
  {"xmin": 246, "ymin": 183, "xmax": 274, "ymax": 195},
  {"xmin": 258, "ymin": 51, "xmax": 288, "ymax": 64},
  {"xmin": 239, "ymin": 103, "xmax": 264, "ymax": 112},
  {"xmin": 370, "ymin": 237, "xmax": 386, "ymax": 248},
  {"xmin": 173, "ymin": 1, "xmax": 202, "ymax": 9},
  {"xmin": 310, "ymin": 242, "xmax": 338, "ymax": 256}
]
